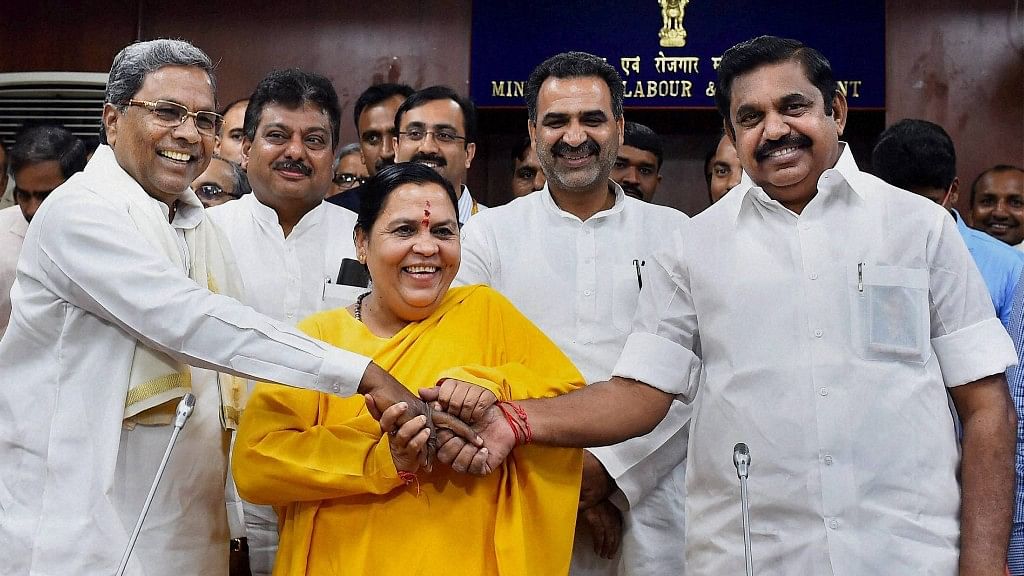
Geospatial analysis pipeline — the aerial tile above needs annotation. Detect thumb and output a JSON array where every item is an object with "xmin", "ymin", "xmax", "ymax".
[
  {"xmin": 430, "ymin": 411, "xmax": 482, "ymax": 447},
  {"xmin": 364, "ymin": 394, "xmax": 383, "ymax": 420},
  {"xmin": 418, "ymin": 386, "xmax": 440, "ymax": 402}
]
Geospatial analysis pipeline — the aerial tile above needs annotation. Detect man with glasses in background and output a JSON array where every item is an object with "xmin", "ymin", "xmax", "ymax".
[
  {"xmin": 394, "ymin": 85, "xmax": 485, "ymax": 225},
  {"xmin": 192, "ymin": 156, "xmax": 250, "ymax": 208},
  {"xmin": 327, "ymin": 142, "xmax": 368, "ymax": 201}
]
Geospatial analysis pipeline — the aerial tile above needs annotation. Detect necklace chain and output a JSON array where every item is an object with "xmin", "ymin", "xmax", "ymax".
[{"xmin": 354, "ymin": 291, "xmax": 371, "ymax": 322}]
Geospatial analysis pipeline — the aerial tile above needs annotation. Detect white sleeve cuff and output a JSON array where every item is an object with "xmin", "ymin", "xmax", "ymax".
[
  {"xmin": 612, "ymin": 331, "xmax": 700, "ymax": 398},
  {"xmin": 932, "ymin": 317, "xmax": 1017, "ymax": 387},
  {"xmin": 318, "ymin": 347, "xmax": 372, "ymax": 396}
]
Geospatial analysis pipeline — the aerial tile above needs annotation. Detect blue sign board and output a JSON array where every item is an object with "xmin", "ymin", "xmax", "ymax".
[{"xmin": 470, "ymin": 1, "xmax": 884, "ymax": 109}]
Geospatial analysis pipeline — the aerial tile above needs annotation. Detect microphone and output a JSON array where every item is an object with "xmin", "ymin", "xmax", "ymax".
[
  {"xmin": 732, "ymin": 442, "xmax": 754, "ymax": 576},
  {"xmin": 116, "ymin": 393, "xmax": 197, "ymax": 576}
]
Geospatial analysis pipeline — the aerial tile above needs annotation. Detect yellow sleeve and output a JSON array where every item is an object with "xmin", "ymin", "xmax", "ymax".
[{"xmin": 232, "ymin": 318, "xmax": 403, "ymax": 505}]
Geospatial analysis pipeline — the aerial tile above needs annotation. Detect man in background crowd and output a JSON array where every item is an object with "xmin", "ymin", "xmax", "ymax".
[
  {"xmin": 216, "ymin": 98, "xmax": 249, "ymax": 164},
  {"xmin": 0, "ymin": 123, "xmax": 87, "ymax": 337},
  {"xmin": 192, "ymin": 156, "xmax": 250, "ymax": 208},
  {"xmin": 971, "ymin": 164, "xmax": 1024, "ymax": 251},
  {"xmin": 610, "ymin": 120, "xmax": 662, "ymax": 202},
  {"xmin": 328, "ymin": 142, "xmax": 368, "ymax": 200},
  {"xmin": 510, "ymin": 135, "xmax": 545, "ymax": 198},
  {"xmin": 704, "ymin": 132, "xmax": 741, "ymax": 204}
]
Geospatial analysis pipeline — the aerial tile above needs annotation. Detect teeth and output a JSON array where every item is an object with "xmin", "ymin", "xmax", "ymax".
[
  {"xmin": 159, "ymin": 150, "xmax": 191, "ymax": 162},
  {"xmin": 769, "ymin": 147, "xmax": 799, "ymax": 157},
  {"xmin": 417, "ymin": 161, "xmax": 440, "ymax": 168},
  {"xmin": 405, "ymin": 266, "xmax": 438, "ymax": 274}
]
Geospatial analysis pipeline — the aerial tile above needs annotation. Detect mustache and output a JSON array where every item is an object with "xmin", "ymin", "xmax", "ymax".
[
  {"xmin": 620, "ymin": 183, "xmax": 644, "ymax": 200},
  {"xmin": 551, "ymin": 139, "xmax": 600, "ymax": 158},
  {"xmin": 374, "ymin": 156, "xmax": 395, "ymax": 173},
  {"xmin": 410, "ymin": 152, "xmax": 447, "ymax": 167},
  {"xmin": 755, "ymin": 134, "xmax": 812, "ymax": 161},
  {"xmin": 273, "ymin": 159, "xmax": 312, "ymax": 176}
]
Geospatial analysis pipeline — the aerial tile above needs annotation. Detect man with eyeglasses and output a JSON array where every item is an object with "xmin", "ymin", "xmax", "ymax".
[
  {"xmin": 192, "ymin": 156, "xmax": 250, "ymax": 208},
  {"xmin": 0, "ymin": 123, "xmax": 87, "ymax": 338},
  {"xmin": 0, "ymin": 40, "xmax": 467, "ymax": 576},
  {"xmin": 394, "ymin": 85, "xmax": 485, "ymax": 225},
  {"xmin": 327, "ymin": 142, "xmax": 368, "ymax": 200}
]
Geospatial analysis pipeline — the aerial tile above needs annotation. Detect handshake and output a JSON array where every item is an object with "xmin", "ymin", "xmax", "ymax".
[{"xmin": 361, "ymin": 366, "xmax": 528, "ymax": 477}]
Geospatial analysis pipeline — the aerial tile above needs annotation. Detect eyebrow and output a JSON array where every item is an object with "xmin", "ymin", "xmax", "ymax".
[
  {"xmin": 387, "ymin": 216, "xmax": 458, "ymax": 227},
  {"xmin": 261, "ymin": 122, "xmax": 328, "ymax": 133},
  {"xmin": 404, "ymin": 121, "xmax": 458, "ymax": 131}
]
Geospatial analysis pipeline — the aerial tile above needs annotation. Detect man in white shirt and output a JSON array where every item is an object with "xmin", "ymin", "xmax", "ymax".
[
  {"xmin": 458, "ymin": 52, "xmax": 690, "ymax": 576},
  {"xmin": 0, "ymin": 39, "xmax": 468, "ymax": 576},
  {"xmin": 394, "ymin": 86, "xmax": 485, "ymax": 225},
  {"xmin": 0, "ymin": 123, "xmax": 88, "ymax": 338},
  {"xmin": 439, "ymin": 36, "xmax": 1017, "ymax": 575},
  {"xmin": 206, "ymin": 68, "xmax": 360, "ymax": 576}
]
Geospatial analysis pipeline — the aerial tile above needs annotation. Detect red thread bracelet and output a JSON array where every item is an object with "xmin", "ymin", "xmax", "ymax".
[
  {"xmin": 397, "ymin": 470, "xmax": 421, "ymax": 496},
  {"xmin": 498, "ymin": 401, "xmax": 532, "ymax": 445}
]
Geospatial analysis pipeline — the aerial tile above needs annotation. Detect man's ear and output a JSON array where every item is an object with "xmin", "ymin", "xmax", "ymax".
[
  {"xmin": 616, "ymin": 116, "xmax": 625, "ymax": 146},
  {"xmin": 948, "ymin": 177, "xmax": 960, "ymax": 207},
  {"xmin": 240, "ymin": 138, "xmax": 252, "ymax": 170},
  {"xmin": 723, "ymin": 119, "xmax": 736, "ymax": 146},
  {"xmin": 831, "ymin": 91, "xmax": 848, "ymax": 136},
  {"xmin": 464, "ymin": 142, "xmax": 476, "ymax": 169},
  {"xmin": 527, "ymin": 120, "xmax": 536, "ymax": 147},
  {"xmin": 102, "ymin": 103, "xmax": 121, "ymax": 147}
]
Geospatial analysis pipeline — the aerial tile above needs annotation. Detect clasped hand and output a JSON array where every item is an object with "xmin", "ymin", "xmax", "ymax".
[{"xmin": 420, "ymin": 378, "xmax": 516, "ymax": 476}]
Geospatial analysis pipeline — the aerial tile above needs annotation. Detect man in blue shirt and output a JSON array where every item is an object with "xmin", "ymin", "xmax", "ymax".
[{"xmin": 872, "ymin": 118, "xmax": 1024, "ymax": 328}]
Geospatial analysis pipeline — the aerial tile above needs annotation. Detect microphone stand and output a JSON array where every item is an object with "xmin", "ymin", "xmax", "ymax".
[
  {"xmin": 733, "ymin": 442, "xmax": 753, "ymax": 576},
  {"xmin": 115, "ymin": 393, "xmax": 196, "ymax": 576}
]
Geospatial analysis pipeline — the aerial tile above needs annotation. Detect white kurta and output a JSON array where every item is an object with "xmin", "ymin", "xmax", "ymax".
[
  {"xmin": 207, "ymin": 192, "xmax": 359, "ymax": 576},
  {"xmin": 458, "ymin": 182, "xmax": 690, "ymax": 575},
  {"xmin": 0, "ymin": 146, "xmax": 369, "ymax": 576},
  {"xmin": 613, "ymin": 145, "xmax": 1017, "ymax": 574},
  {"xmin": 0, "ymin": 204, "xmax": 27, "ymax": 339}
]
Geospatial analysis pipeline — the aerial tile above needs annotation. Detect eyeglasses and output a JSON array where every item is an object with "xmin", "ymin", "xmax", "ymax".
[
  {"xmin": 333, "ymin": 173, "xmax": 368, "ymax": 188},
  {"xmin": 195, "ymin": 184, "xmax": 240, "ymax": 199},
  {"xmin": 398, "ymin": 128, "xmax": 466, "ymax": 145},
  {"xmin": 127, "ymin": 99, "xmax": 224, "ymax": 136}
]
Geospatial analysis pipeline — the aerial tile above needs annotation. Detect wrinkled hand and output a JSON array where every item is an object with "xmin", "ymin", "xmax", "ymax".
[
  {"xmin": 361, "ymin": 363, "xmax": 481, "ymax": 470},
  {"xmin": 420, "ymin": 379, "xmax": 498, "ymax": 424},
  {"xmin": 582, "ymin": 500, "xmax": 622, "ymax": 559},
  {"xmin": 579, "ymin": 450, "xmax": 616, "ymax": 510},
  {"xmin": 371, "ymin": 399, "xmax": 431, "ymax": 473},
  {"xmin": 430, "ymin": 402, "xmax": 516, "ymax": 476}
]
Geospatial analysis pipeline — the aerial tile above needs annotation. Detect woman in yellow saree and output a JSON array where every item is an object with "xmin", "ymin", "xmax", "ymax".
[{"xmin": 233, "ymin": 163, "xmax": 584, "ymax": 575}]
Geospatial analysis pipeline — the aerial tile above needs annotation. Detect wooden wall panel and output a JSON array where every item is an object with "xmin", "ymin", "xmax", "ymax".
[{"xmin": 0, "ymin": 2, "xmax": 138, "ymax": 72}]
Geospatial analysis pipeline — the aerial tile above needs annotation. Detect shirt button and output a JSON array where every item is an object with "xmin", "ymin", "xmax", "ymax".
[
  {"xmin": 584, "ymin": 290, "xmax": 592, "ymax": 296},
  {"xmin": 829, "ymin": 519, "xmax": 839, "ymax": 530},
  {"xmin": 814, "ymin": 329, "xmax": 823, "ymax": 338},
  {"xmin": 809, "ymin": 272, "xmax": 818, "ymax": 280},
  {"xmin": 819, "ymin": 387, "xmax": 828, "ymax": 397},
  {"xmin": 800, "ymin": 223, "xmax": 810, "ymax": 231},
  {"xmin": 331, "ymin": 383, "xmax": 340, "ymax": 393},
  {"xmin": 824, "ymin": 455, "xmax": 834, "ymax": 465}
]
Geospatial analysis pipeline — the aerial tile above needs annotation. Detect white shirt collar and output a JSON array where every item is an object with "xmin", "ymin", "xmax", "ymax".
[{"xmin": 538, "ymin": 179, "xmax": 627, "ymax": 223}]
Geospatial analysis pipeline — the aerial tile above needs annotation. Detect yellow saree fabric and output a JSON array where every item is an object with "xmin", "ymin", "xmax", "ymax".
[{"xmin": 233, "ymin": 285, "xmax": 584, "ymax": 575}]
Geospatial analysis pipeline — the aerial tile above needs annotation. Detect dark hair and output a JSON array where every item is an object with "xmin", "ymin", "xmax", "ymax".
[
  {"xmin": 353, "ymin": 83, "xmax": 414, "ymax": 130},
  {"xmin": 394, "ymin": 85, "xmax": 478, "ymax": 144},
  {"xmin": 715, "ymin": 36, "xmax": 837, "ymax": 135},
  {"xmin": 622, "ymin": 121, "xmax": 663, "ymax": 169},
  {"xmin": 219, "ymin": 97, "xmax": 249, "ymax": 119},
  {"xmin": 525, "ymin": 51, "xmax": 624, "ymax": 122},
  {"xmin": 970, "ymin": 164, "xmax": 1024, "ymax": 205},
  {"xmin": 871, "ymin": 119, "xmax": 956, "ymax": 192},
  {"xmin": 244, "ymin": 69, "xmax": 341, "ymax": 148},
  {"xmin": 511, "ymin": 135, "xmax": 533, "ymax": 163},
  {"xmin": 356, "ymin": 162, "xmax": 458, "ymax": 233},
  {"xmin": 9, "ymin": 123, "xmax": 88, "ymax": 179},
  {"xmin": 224, "ymin": 158, "xmax": 252, "ymax": 196},
  {"xmin": 101, "ymin": 39, "xmax": 216, "ymax": 145}
]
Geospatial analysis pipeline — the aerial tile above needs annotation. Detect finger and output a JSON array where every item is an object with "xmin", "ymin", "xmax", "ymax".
[
  {"xmin": 418, "ymin": 386, "xmax": 440, "ymax": 403},
  {"xmin": 436, "ymin": 435, "xmax": 467, "ymax": 465},
  {"xmin": 393, "ymin": 414, "xmax": 427, "ymax": 447},
  {"xmin": 406, "ymin": 427, "xmax": 432, "ymax": 455},
  {"xmin": 364, "ymin": 394, "xmax": 383, "ymax": 420},
  {"xmin": 449, "ymin": 442, "xmax": 482, "ymax": 474},
  {"xmin": 587, "ymin": 510, "xmax": 608, "ymax": 556},
  {"xmin": 466, "ymin": 446, "xmax": 492, "ymax": 476},
  {"xmin": 450, "ymin": 383, "xmax": 473, "ymax": 422},
  {"xmin": 431, "ymin": 411, "xmax": 482, "ymax": 446},
  {"xmin": 437, "ymin": 378, "xmax": 457, "ymax": 411},
  {"xmin": 470, "ymin": 390, "xmax": 496, "ymax": 424},
  {"xmin": 378, "ymin": 402, "xmax": 408, "ymax": 434}
]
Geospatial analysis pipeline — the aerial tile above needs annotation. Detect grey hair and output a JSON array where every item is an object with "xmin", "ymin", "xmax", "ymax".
[
  {"xmin": 101, "ymin": 39, "xmax": 215, "ymax": 144},
  {"xmin": 334, "ymin": 142, "xmax": 362, "ymax": 170}
]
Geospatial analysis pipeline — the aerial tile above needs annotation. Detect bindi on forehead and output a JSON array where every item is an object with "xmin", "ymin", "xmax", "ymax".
[{"xmin": 422, "ymin": 200, "xmax": 431, "ymax": 228}]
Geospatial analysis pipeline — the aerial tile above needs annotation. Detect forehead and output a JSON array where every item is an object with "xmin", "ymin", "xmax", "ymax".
[
  {"xmin": 381, "ymin": 182, "xmax": 457, "ymax": 219},
  {"xmin": 223, "ymin": 102, "xmax": 247, "ymax": 126},
  {"xmin": 979, "ymin": 171, "xmax": 1024, "ymax": 196},
  {"xmin": 537, "ymin": 76, "xmax": 613, "ymax": 116},
  {"xmin": 400, "ymin": 99, "xmax": 465, "ymax": 130},
  {"xmin": 256, "ymin": 101, "xmax": 330, "ymax": 130},
  {"xmin": 359, "ymin": 95, "xmax": 405, "ymax": 131},
  {"xmin": 617, "ymin": 145, "xmax": 657, "ymax": 165},
  {"xmin": 13, "ymin": 159, "xmax": 65, "ymax": 187},
  {"xmin": 136, "ymin": 65, "xmax": 215, "ymax": 110},
  {"xmin": 195, "ymin": 159, "xmax": 235, "ymax": 184},
  {"xmin": 337, "ymin": 153, "xmax": 364, "ymax": 172},
  {"xmin": 515, "ymin": 148, "xmax": 541, "ymax": 168},
  {"xmin": 729, "ymin": 59, "xmax": 819, "ymax": 111},
  {"xmin": 713, "ymin": 136, "xmax": 738, "ymax": 161}
]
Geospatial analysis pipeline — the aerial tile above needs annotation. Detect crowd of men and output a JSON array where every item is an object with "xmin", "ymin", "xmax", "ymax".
[{"xmin": 0, "ymin": 33, "xmax": 1022, "ymax": 576}]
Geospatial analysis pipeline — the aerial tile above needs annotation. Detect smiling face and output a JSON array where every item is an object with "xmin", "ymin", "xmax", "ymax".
[
  {"xmin": 104, "ymin": 65, "xmax": 216, "ymax": 207},
  {"xmin": 530, "ymin": 75, "xmax": 623, "ymax": 196},
  {"xmin": 395, "ymin": 98, "xmax": 476, "ymax": 193},
  {"xmin": 971, "ymin": 169, "xmax": 1024, "ymax": 245},
  {"xmin": 727, "ymin": 59, "xmax": 846, "ymax": 213},
  {"xmin": 356, "ymin": 182, "xmax": 460, "ymax": 326},
  {"xmin": 242, "ymin": 101, "xmax": 334, "ymax": 215}
]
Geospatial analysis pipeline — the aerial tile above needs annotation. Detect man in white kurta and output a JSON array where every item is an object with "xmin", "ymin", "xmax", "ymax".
[
  {"xmin": 0, "ymin": 204, "xmax": 26, "ymax": 338},
  {"xmin": 0, "ymin": 40, "xmax": 444, "ymax": 576},
  {"xmin": 206, "ymin": 68, "xmax": 361, "ymax": 576},
  {"xmin": 459, "ymin": 181, "xmax": 690, "ymax": 575}
]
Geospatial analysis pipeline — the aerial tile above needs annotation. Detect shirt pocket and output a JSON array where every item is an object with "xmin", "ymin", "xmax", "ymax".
[
  {"xmin": 320, "ymin": 282, "xmax": 365, "ymax": 312},
  {"xmin": 850, "ymin": 264, "xmax": 931, "ymax": 364},
  {"xmin": 611, "ymin": 263, "xmax": 642, "ymax": 333}
]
